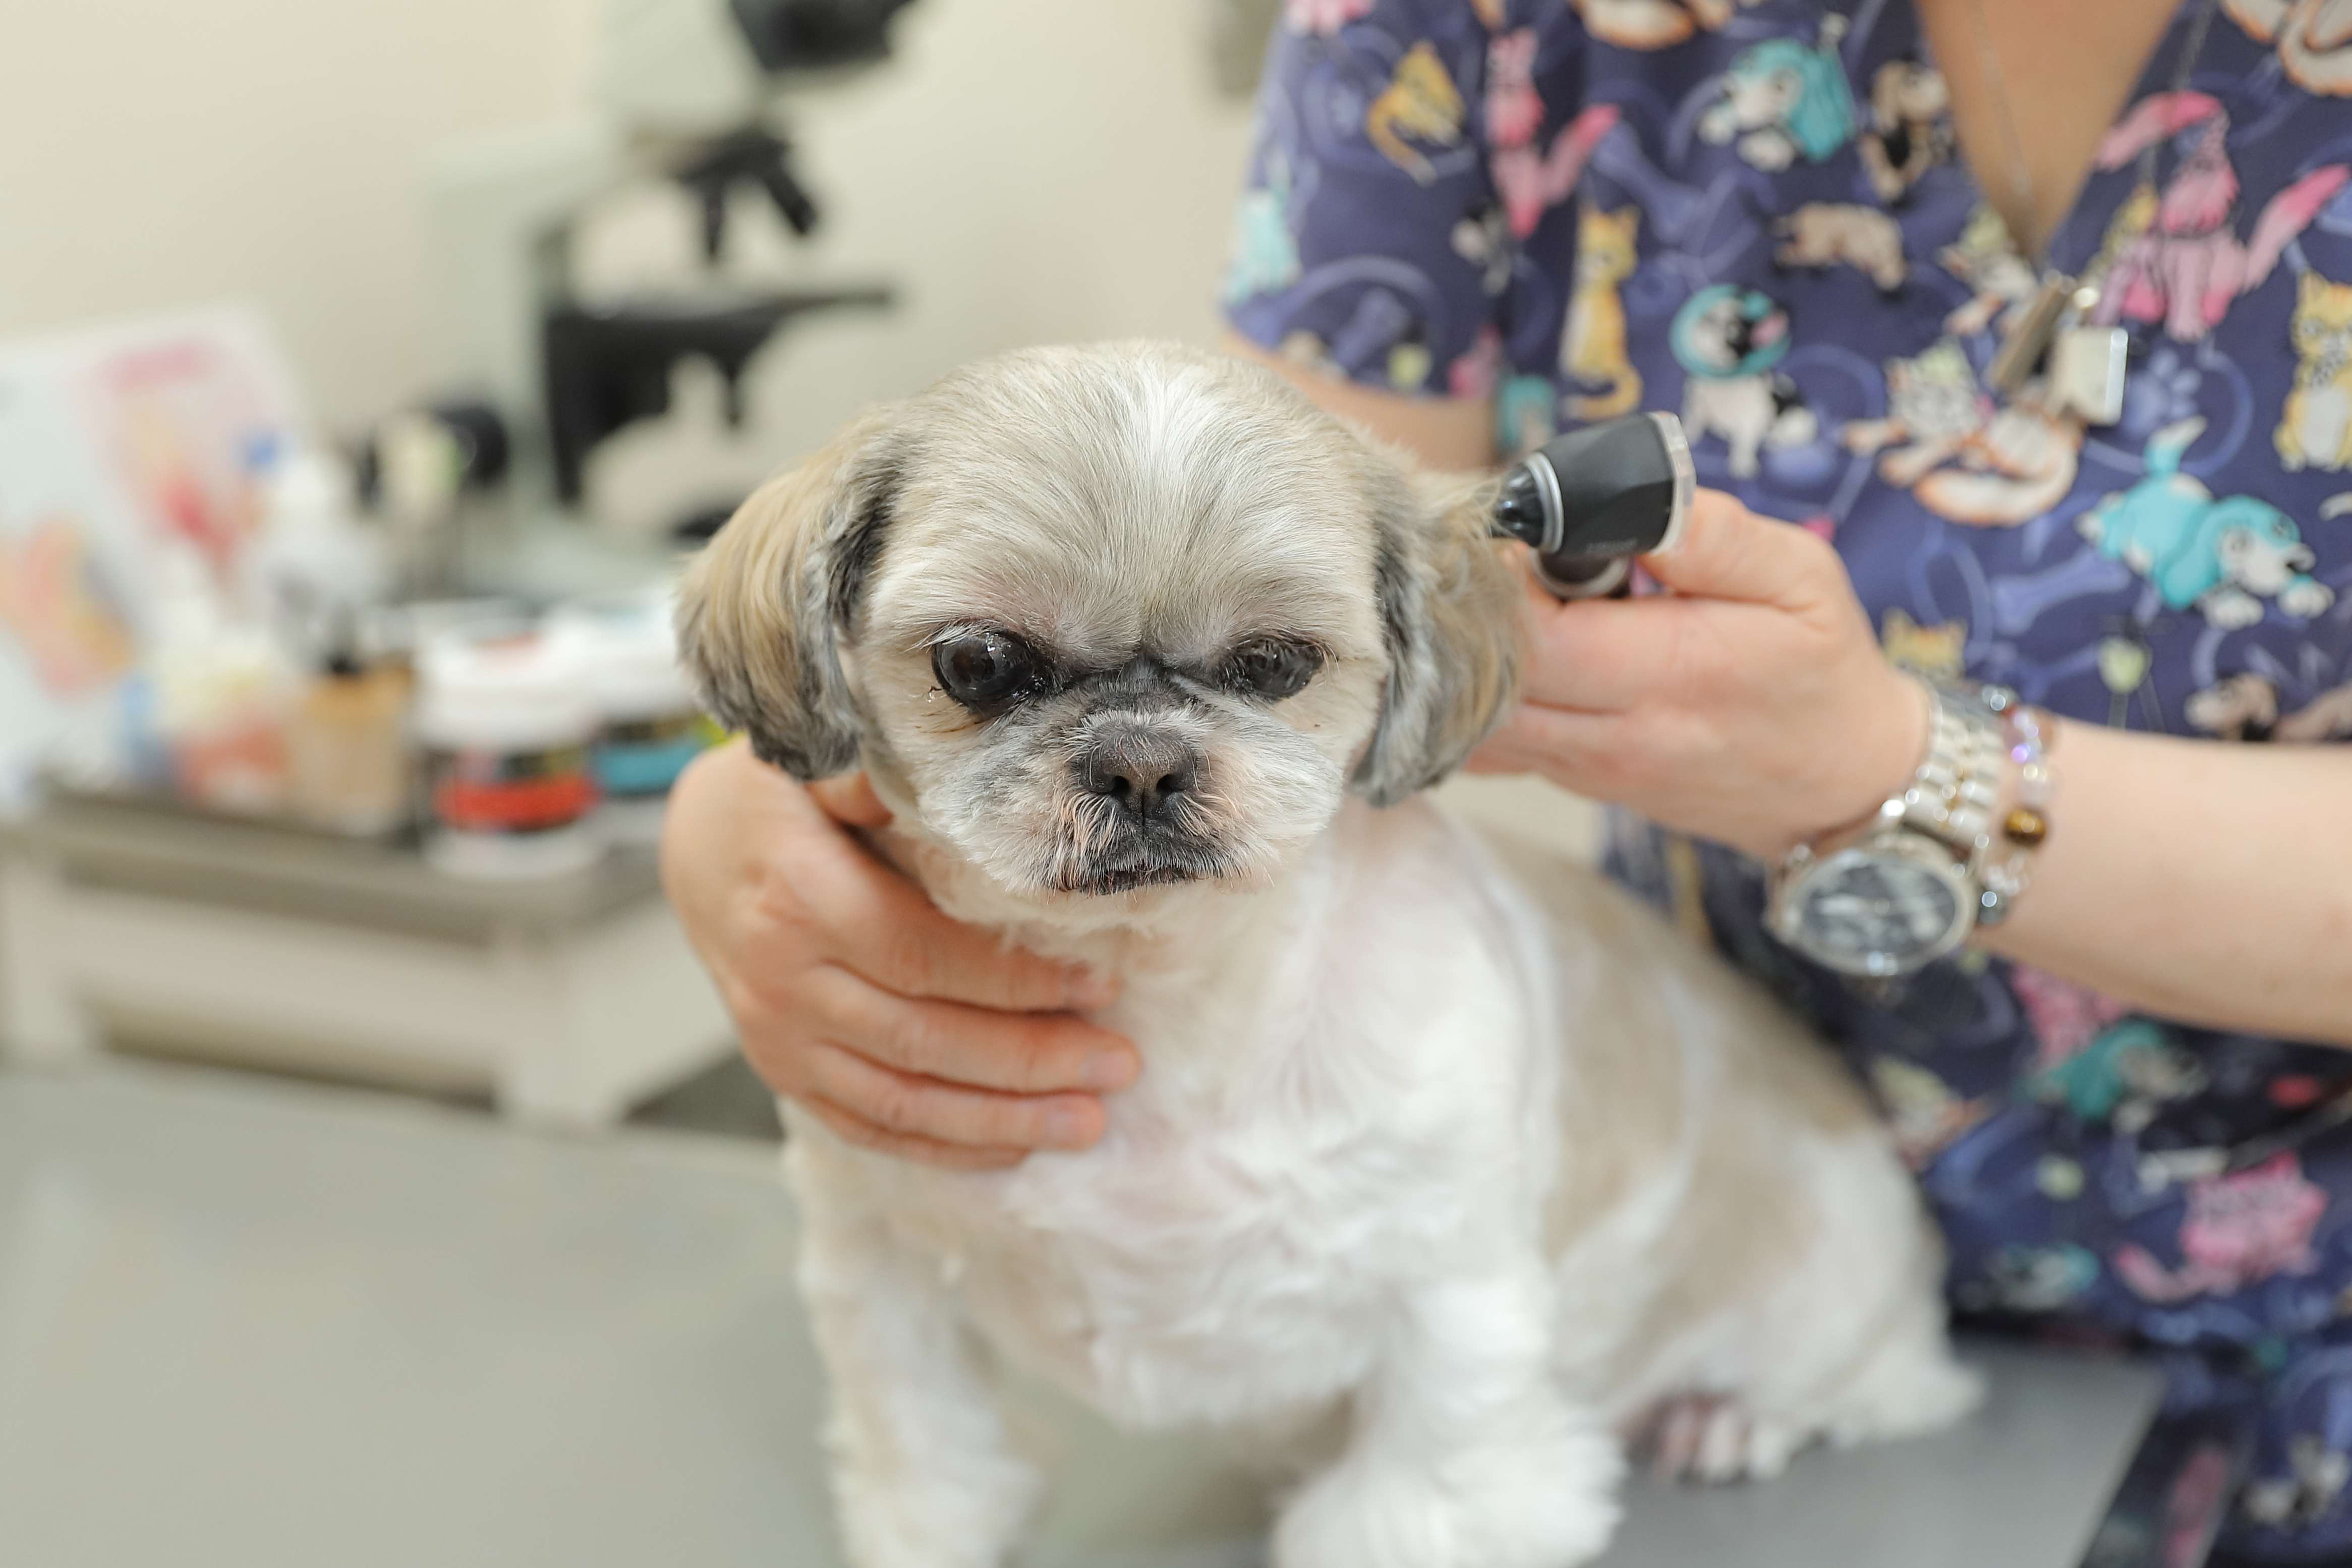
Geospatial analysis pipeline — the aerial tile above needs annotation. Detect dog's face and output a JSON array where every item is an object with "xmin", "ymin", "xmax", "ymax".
[{"xmin": 677, "ymin": 343, "xmax": 1522, "ymax": 914}]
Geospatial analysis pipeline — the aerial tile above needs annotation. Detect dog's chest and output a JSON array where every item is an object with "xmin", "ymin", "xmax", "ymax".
[
  {"xmin": 874, "ymin": 801, "xmax": 1549, "ymax": 1429},
  {"xmin": 912, "ymin": 1064, "xmax": 1446, "ymax": 1427}
]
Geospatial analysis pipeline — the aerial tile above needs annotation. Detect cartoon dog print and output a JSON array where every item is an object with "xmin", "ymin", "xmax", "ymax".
[
  {"xmin": 1843, "ymin": 340, "xmax": 1988, "ymax": 488},
  {"xmin": 1223, "ymin": 156, "xmax": 1300, "ymax": 305},
  {"xmin": 1572, "ymin": 0, "xmax": 1755, "ymax": 51},
  {"xmin": 2244, "ymin": 1435, "xmax": 2352, "ymax": 1533},
  {"xmin": 1498, "ymin": 374, "xmax": 1559, "ymax": 460},
  {"xmin": 1366, "ymin": 41, "xmax": 1465, "ymax": 186},
  {"xmin": 1492, "ymin": 103, "xmax": 1620, "ymax": 240},
  {"xmin": 2278, "ymin": 677, "xmax": 2352, "ymax": 742},
  {"xmin": 1859, "ymin": 56, "xmax": 1954, "ymax": 205},
  {"xmin": 1775, "ymin": 203, "xmax": 1908, "ymax": 291},
  {"xmin": 2224, "ymin": 0, "xmax": 2352, "ymax": 97},
  {"xmin": 2079, "ymin": 416, "xmax": 2340, "ymax": 627},
  {"xmin": 1671, "ymin": 284, "xmax": 1818, "ymax": 478},
  {"xmin": 2024, "ymin": 1019, "xmax": 2208, "ymax": 1135},
  {"xmin": 1699, "ymin": 15, "xmax": 1856, "ymax": 172},
  {"xmin": 1451, "ymin": 202, "xmax": 1515, "ymax": 296},
  {"xmin": 2279, "ymin": 270, "xmax": 2352, "ymax": 472},
  {"xmin": 2187, "ymin": 672, "xmax": 2282, "ymax": 739},
  {"xmin": 1955, "ymin": 1244, "xmax": 2101, "ymax": 1315},
  {"xmin": 2189, "ymin": 671, "xmax": 2352, "ymax": 741},
  {"xmin": 2091, "ymin": 91, "xmax": 2350, "ymax": 344},
  {"xmin": 1561, "ymin": 204, "xmax": 1643, "ymax": 422},
  {"xmin": 1485, "ymin": 28, "xmax": 1542, "ymax": 149}
]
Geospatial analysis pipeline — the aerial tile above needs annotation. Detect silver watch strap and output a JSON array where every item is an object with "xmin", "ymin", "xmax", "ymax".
[{"xmin": 1898, "ymin": 682, "xmax": 2004, "ymax": 856}]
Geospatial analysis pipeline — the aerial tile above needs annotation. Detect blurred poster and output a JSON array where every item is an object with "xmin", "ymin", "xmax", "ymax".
[{"xmin": 0, "ymin": 306, "xmax": 307, "ymax": 804}]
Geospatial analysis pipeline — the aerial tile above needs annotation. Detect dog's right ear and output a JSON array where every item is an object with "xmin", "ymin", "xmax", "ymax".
[{"xmin": 674, "ymin": 407, "xmax": 907, "ymax": 780}]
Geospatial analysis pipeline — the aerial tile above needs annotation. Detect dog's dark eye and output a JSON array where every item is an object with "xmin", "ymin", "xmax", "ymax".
[
  {"xmin": 933, "ymin": 630, "xmax": 1043, "ymax": 715},
  {"xmin": 1223, "ymin": 638, "xmax": 1322, "ymax": 701}
]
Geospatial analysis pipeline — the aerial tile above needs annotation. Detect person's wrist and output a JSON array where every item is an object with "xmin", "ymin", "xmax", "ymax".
[{"xmin": 1783, "ymin": 667, "xmax": 1931, "ymax": 857}]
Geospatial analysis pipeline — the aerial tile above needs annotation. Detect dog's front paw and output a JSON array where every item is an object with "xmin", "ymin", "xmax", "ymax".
[
  {"xmin": 1272, "ymin": 1426, "xmax": 1621, "ymax": 1568},
  {"xmin": 833, "ymin": 1448, "xmax": 1042, "ymax": 1568}
]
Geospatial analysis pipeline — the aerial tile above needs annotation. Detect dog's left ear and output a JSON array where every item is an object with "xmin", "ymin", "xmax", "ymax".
[
  {"xmin": 1351, "ymin": 464, "xmax": 1527, "ymax": 807},
  {"xmin": 673, "ymin": 405, "xmax": 907, "ymax": 780}
]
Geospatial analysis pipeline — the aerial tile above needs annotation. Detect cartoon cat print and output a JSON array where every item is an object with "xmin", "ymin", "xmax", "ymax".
[
  {"xmin": 1367, "ymin": 41, "xmax": 1465, "ymax": 185},
  {"xmin": 1562, "ymin": 205, "xmax": 1644, "ymax": 422},
  {"xmin": 1879, "ymin": 608, "xmax": 1969, "ymax": 682},
  {"xmin": 1844, "ymin": 340, "xmax": 1987, "ymax": 488},
  {"xmin": 1859, "ymin": 57, "xmax": 1955, "ymax": 204},
  {"xmin": 2224, "ymin": 0, "xmax": 2352, "ymax": 97},
  {"xmin": 2279, "ymin": 270, "xmax": 2352, "ymax": 472}
]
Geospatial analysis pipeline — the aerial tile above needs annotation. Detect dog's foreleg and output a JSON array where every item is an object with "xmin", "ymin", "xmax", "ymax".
[
  {"xmin": 794, "ymin": 1167, "xmax": 1040, "ymax": 1568},
  {"xmin": 1271, "ymin": 1265, "xmax": 1622, "ymax": 1568}
]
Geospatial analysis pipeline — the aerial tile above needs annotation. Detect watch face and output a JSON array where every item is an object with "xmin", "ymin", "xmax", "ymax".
[{"xmin": 1789, "ymin": 846, "xmax": 1970, "ymax": 976}]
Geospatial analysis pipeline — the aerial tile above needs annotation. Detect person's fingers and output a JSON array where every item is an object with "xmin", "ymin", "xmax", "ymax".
[
  {"xmin": 1517, "ymin": 596, "xmax": 1689, "ymax": 715},
  {"xmin": 802, "ymin": 965, "xmax": 1140, "ymax": 1094},
  {"xmin": 808, "ymin": 771, "xmax": 893, "ymax": 829},
  {"xmin": 1641, "ymin": 490, "xmax": 1838, "ymax": 611},
  {"xmin": 1478, "ymin": 703, "xmax": 1657, "ymax": 801},
  {"xmin": 799, "ymin": 1038, "xmax": 1110, "ymax": 1152},
  {"xmin": 787, "ymin": 830, "xmax": 1120, "ymax": 1013},
  {"xmin": 1464, "ymin": 709, "xmax": 1562, "ymax": 775},
  {"xmin": 797, "ymin": 1095, "xmax": 1028, "ymax": 1172}
]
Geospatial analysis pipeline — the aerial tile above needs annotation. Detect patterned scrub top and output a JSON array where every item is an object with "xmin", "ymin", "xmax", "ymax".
[{"xmin": 1226, "ymin": 0, "xmax": 2352, "ymax": 1556}]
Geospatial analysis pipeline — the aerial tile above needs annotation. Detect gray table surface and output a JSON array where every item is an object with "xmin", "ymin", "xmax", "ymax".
[
  {"xmin": 9, "ymin": 792, "xmax": 663, "ymax": 938},
  {"xmin": 0, "ymin": 1064, "xmax": 2159, "ymax": 1568}
]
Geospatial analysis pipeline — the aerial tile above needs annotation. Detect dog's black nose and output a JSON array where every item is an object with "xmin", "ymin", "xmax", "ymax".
[{"xmin": 1078, "ymin": 728, "xmax": 1198, "ymax": 820}]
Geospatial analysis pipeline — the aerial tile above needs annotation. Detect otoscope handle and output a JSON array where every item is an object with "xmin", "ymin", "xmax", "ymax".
[{"xmin": 1490, "ymin": 412, "xmax": 1695, "ymax": 599}]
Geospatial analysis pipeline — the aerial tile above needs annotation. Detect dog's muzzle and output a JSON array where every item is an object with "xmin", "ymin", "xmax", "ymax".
[
  {"xmin": 1076, "ymin": 722, "xmax": 1198, "ymax": 823},
  {"xmin": 1054, "ymin": 666, "xmax": 1229, "ymax": 893}
]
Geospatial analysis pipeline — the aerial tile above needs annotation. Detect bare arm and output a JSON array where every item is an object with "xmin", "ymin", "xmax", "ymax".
[{"xmin": 1976, "ymin": 725, "xmax": 2352, "ymax": 1042}]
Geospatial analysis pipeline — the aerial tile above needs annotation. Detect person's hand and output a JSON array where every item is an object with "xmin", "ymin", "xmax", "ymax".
[
  {"xmin": 1468, "ymin": 491, "xmax": 1927, "ymax": 860},
  {"xmin": 660, "ymin": 739, "xmax": 1139, "ymax": 1170}
]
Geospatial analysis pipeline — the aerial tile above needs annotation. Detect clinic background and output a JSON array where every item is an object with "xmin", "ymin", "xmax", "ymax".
[{"xmin": 0, "ymin": 0, "xmax": 1253, "ymax": 532}]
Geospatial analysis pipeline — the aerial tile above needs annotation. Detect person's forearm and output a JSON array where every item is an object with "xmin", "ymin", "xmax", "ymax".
[{"xmin": 1980, "ymin": 725, "xmax": 2352, "ymax": 1046}]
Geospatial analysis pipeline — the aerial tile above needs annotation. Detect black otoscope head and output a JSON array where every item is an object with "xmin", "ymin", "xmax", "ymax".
[{"xmin": 1490, "ymin": 412, "xmax": 1694, "ymax": 598}]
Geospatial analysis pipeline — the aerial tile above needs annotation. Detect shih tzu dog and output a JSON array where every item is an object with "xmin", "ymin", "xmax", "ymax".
[{"xmin": 676, "ymin": 342, "xmax": 1978, "ymax": 1568}]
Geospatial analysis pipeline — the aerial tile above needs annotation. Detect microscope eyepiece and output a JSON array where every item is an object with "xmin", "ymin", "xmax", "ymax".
[{"xmin": 1493, "ymin": 412, "xmax": 1694, "ymax": 599}]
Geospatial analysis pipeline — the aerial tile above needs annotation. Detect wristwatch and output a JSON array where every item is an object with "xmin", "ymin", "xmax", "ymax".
[{"xmin": 1766, "ymin": 681, "xmax": 2008, "ymax": 978}]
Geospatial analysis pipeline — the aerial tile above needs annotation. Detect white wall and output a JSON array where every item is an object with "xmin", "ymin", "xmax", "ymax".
[
  {"xmin": 0, "ymin": 0, "xmax": 601, "ymax": 426},
  {"xmin": 575, "ymin": 0, "xmax": 1258, "ymax": 528},
  {"xmin": 0, "ymin": 0, "xmax": 1257, "ymax": 524}
]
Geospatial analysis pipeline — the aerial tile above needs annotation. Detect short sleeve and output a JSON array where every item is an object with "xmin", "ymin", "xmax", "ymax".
[{"xmin": 1221, "ymin": 0, "xmax": 1584, "ymax": 404}]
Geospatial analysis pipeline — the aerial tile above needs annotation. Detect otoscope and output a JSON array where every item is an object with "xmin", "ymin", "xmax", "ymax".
[{"xmin": 1489, "ymin": 412, "xmax": 1695, "ymax": 599}]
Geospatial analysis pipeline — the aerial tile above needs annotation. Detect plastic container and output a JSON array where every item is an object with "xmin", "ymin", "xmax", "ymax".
[
  {"xmin": 286, "ymin": 657, "xmax": 412, "ymax": 836},
  {"xmin": 547, "ymin": 589, "xmax": 716, "ymax": 846},
  {"xmin": 413, "ymin": 629, "xmax": 602, "ymax": 879}
]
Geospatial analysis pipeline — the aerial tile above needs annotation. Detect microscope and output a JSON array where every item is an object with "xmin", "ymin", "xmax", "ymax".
[{"xmin": 423, "ymin": 0, "xmax": 913, "ymax": 524}]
